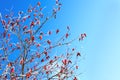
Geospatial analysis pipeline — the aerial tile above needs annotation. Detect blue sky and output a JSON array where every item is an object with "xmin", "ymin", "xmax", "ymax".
[{"xmin": 0, "ymin": 0, "xmax": 120, "ymax": 80}]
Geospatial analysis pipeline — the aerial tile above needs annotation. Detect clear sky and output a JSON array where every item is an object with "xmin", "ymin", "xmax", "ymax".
[
  {"xmin": 63, "ymin": 0, "xmax": 120, "ymax": 80},
  {"xmin": 0, "ymin": 0, "xmax": 120, "ymax": 80}
]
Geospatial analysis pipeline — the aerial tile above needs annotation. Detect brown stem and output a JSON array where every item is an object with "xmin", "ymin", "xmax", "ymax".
[{"xmin": 33, "ymin": 12, "xmax": 56, "ymax": 35}]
